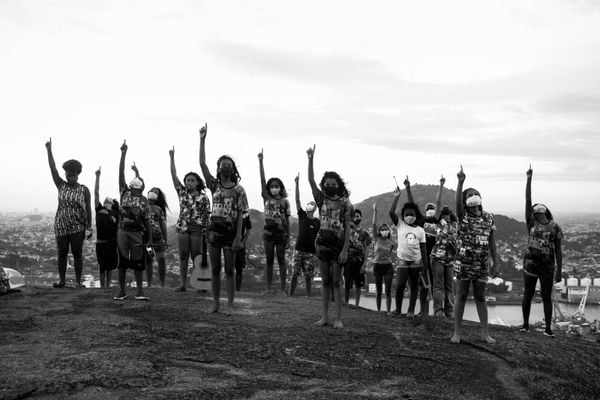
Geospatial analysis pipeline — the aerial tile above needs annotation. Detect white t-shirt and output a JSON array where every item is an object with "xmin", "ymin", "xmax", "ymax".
[{"xmin": 396, "ymin": 220, "xmax": 426, "ymax": 261}]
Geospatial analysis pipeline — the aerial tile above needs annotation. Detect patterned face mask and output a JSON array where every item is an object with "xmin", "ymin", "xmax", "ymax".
[{"xmin": 466, "ymin": 195, "xmax": 482, "ymax": 207}]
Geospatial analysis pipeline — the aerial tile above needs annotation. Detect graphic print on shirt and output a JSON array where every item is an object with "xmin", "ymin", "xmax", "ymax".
[{"xmin": 525, "ymin": 220, "xmax": 562, "ymax": 264}]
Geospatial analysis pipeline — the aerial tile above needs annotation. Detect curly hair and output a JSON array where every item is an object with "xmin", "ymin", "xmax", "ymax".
[
  {"xmin": 319, "ymin": 171, "xmax": 349, "ymax": 198},
  {"xmin": 183, "ymin": 172, "xmax": 206, "ymax": 192},
  {"xmin": 217, "ymin": 155, "xmax": 241, "ymax": 184},
  {"xmin": 62, "ymin": 159, "xmax": 82, "ymax": 174},
  {"xmin": 266, "ymin": 177, "xmax": 287, "ymax": 198},
  {"xmin": 149, "ymin": 187, "xmax": 169, "ymax": 215},
  {"xmin": 400, "ymin": 202, "xmax": 425, "ymax": 227}
]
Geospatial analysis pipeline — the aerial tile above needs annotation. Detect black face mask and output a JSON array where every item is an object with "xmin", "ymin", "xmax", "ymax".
[
  {"xmin": 324, "ymin": 186, "xmax": 338, "ymax": 197},
  {"xmin": 353, "ymin": 218, "xmax": 362, "ymax": 225},
  {"xmin": 219, "ymin": 167, "xmax": 232, "ymax": 178}
]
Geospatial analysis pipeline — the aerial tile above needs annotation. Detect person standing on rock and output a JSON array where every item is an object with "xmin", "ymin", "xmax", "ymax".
[
  {"xmin": 290, "ymin": 173, "xmax": 320, "ymax": 297},
  {"xmin": 307, "ymin": 144, "xmax": 352, "ymax": 329},
  {"xmin": 520, "ymin": 164, "xmax": 563, "ymax": 338},
  {"xmin": 114, "ymin": 141, "xmax": 152, "ymax": 301},
  {"xmin": 94, "ymin": 167, "xmax": 119, "ymax": 288},
  {"xmin": 258, "ymin": 148, "xmax": 291, "ymax": 295},
  {"xmin": 371, "ymin": 203, "xmax": 396, "ymax": 313},
  {"xmin": 344, "ymin": 208, "xmax": 371, "ymax": 307},
  {"xmin": 45, "ymin": 138, "xmax": 92, "ymax": 288},
  {"xmin": 389, "ymin": 185, "xmax": 428, "ymax": 316},
  {"xmin": 199, "ymin": 124, "xmax": 248, "ymax": 314},
  {"xmin": 451, "ymin": 165, "xmax": 497, "ymax": 344},
  {"xmin": 169, "ymin": 147, "xmax": 211, "ymax": 292}
]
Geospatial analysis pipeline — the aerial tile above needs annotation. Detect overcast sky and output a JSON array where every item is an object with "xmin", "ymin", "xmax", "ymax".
[{"xmin": 1, "ymin": 0, "xmax": 599, "ymax": 216}]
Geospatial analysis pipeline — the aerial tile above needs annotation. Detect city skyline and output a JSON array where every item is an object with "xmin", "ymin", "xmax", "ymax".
[{"xmin": 1, "ymin": 1, "xmax": 599, "ymax": 214}]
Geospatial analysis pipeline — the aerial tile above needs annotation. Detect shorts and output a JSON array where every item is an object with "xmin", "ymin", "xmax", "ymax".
[
  {"xmin": 96, "ymin": 241, "xmax": 118, "ymax": 272},
  {"xmin": 208, "ymin": 228, "xmax": 236, "ymax": 249},
  {"xmin": 523, "ymin": 258, "xmax": 554, "ymax": 280},
  {"xmin": 397, "ymin": 259, "xmax": 423, "ymax": 269},
  {"xmin": 263, "ymin": 226, "xmax": 286, "ymax": 245},
  {"xmin": 343, "ymin": 255, "xmax": 365, "ymax": 289},
  {"xmin": 315, "ymin": 245, "xmax": 341, "ymax": 263},
  {"xmin": 454, "ymin": 261, "xmax": 487, "ymax": 283},
  {"xmin": 292, "ymin": 250, "xmax": 316, "ymax": 279},
  {"xmin": 117, "ymin": 229, "xmax": 145, "ymax": 271}
]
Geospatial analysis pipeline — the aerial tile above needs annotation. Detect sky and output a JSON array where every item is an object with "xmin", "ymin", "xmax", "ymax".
[{"xmin": 1, "ymin": 0, "xmax": 599, "ymax": 216}]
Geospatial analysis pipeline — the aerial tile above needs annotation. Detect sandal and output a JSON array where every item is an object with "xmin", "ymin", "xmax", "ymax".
[
  {"xmin": 134, "ymin": 295, "xmax": 150, "ymax": 301},
  {"xmin": 113, "ymin": 294, "xmax": 128, "ymax": 300}
]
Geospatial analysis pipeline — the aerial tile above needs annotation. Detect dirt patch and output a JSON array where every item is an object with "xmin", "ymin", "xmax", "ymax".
[{"xmin": 1, "ymin": 287, "xmax": 599, "ymax": 399}]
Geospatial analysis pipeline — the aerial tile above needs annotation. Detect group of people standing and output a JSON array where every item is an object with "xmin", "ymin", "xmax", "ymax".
[{"xmin": 46, "ymin": 127, "xmax": 563, "ymax": 340}]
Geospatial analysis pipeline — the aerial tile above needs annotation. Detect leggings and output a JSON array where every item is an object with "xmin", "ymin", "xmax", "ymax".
[
  {"xmin": 395, "ymin": 267, "xmax": 420, "ymax": 314},
  {"xmin": 264, "ymin": 240, "xmax": 286, "ymax": 289},
  {"xmin": 56, "ymin": 231, "xmax": 85, "ymax": 283},
  {"xmin": 522, "ymin": 270, "xmax": 554, "ymax": 330}
]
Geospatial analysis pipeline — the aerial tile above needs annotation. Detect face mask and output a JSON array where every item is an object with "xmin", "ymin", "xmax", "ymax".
[
  {"xmin": 380, "ymin": 230, "xmax": 390, "ymax": 238},
  {"xmin": 426, "ymin": 209, "xmax": 436, "ymax": 217},
  {"xmin": 324, "ymin": 186, "xmax": 338, "ymax": 197},
  {"xmin": 404, "ymin": 216, "xmax": 416, "ymax": 225},
  {"xmin": 466, "ymin": 195, "xmax": 482, "ymax": 207},
  {"xmin": 130, "ymin": 178, "xmax": 143, "ymax": 190},
  {"xmin": 306, "ymin": 204, "xmax": 316, "ymax": 213},
  {"xmin": 148, "ymin": 192, "xmax": 158, "ymax": 201},
  {"xmin": 219, "ymin": 166, "xmax": 232, "ymax": 178},
  {"xmin": 353, "ymin": 218, "xmax": 362, "ymax": 225},
  {"xmin": 104, "ymin": 202, "xmax": 112, "ymax": 210},
  {"xmin": 270, "ymin": 187, "xmax": 280, "ymax": 196}
]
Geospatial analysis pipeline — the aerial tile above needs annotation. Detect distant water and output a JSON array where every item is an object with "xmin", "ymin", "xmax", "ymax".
[{"xmin": 353, "ymin": 296, "xmax": 600, "ymax": 326}]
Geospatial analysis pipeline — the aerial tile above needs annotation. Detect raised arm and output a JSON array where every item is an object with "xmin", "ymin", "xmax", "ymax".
[
  {"xmin": 258, "ymin": 148, "xmax": 268, "ymax": 198},
  {"xmin": 389, "ymin": 187, "xmax": 400, "ymax": 226},
  {"xmin": 434, "ymin": 175, "xmax": 445, "ymax": 219},
  {"xmin": 525, "ymin": 164, "xmax": 533, "ymax": 223},
  {"xmin": 306, "ymin": 144, "xmax": 320, "ymax": 202},
  {"xmin": 404, "ymin": 176, "xmax": 415, "ymax": 204},
  {"xmin": 294, "ymin": 173, "xmax": 302, "ymax": 212},
  {"xmin": 94, "ymin": 167, "xmax": 101, "ymax": 207},
  {"xmin": 119, "ymin": 140, "xmax": 127, "ymax": 192},
  {"xmin": 198, "ymin": 123, "xmax": 216, "ymax": 184},
  {"xmin": 131, "ymin": 161, "xmax": 145, "ymax": 190},
  {"xmin": 169, "ymin": 147, "xmax": 182, "ymax": 190},
  {"xmin": 456, "ymin": 165, "xmax": 465, "ymax": 219},
  {"xmin": 45, "ymin": 138, "xmax": 63, "ymax": 188},
  {"xmin": 372, "ymin": 202, "xmax": 378, "ymax": 234}
]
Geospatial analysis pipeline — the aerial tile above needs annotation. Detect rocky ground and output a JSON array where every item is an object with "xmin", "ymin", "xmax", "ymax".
[{"xmin": 1, "ymin": 286, "xmax": 599, "ymax": 400}]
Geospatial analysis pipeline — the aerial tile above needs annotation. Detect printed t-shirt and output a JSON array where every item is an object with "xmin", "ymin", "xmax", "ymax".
[
  {"xmin": 314, "ymin": 191, "xmax": 352, "ymax": 249},
  {"xmin": 295, "ymin": 208, "xmax": 320, "ymax": 253},
  {"xmin": 454, "ymin": 210, "xmax": 496, "ymax": 272},
  {"xmin": 54, "ymin": 182, "xmax": 89, "ymax": 237},
  {"xmin": 148, "ymin": 204, "xmax": 165, "ymax": 240},
  {"xmin": 524, "ymin": 217, "xmax": 562, "ymax": 266},
  {"xmin": 119, "ymin": 187, "xmax": 150, "ymax": 232},
  {"xmin": 348, "ymin": 226, "xmax": 372, "ymax": 259},
  {"xmin": 430, "ymin": 220, "xmax": 458, "ymax": 266},
  {"xmin": 175, "ymin": 185, "xmax": 211, "ymax": 234},
  {"xmin": 395, "ymin": 220, "xmax": 426, "ymax": 262},
  {"xmin": 373, "ymin": 236, "xmax": 395, "ymax": 264},
  {"xmin": 207, "ymin": 180, "xmax": 249, "ymax": 234},
  {"xmin": 263, "ymin": 196, "xmax": 291, "ymax": 240},
  {"xmin": 423, "ymin": 215, "xmax": 439, "ymax": 255}
]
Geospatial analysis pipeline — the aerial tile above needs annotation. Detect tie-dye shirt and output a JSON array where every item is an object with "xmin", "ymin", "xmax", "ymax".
[
  {"xmin": 430, "ymin": 220, "xmax": 458, "ymax": 266},
  {"xmin": 454, "ymin": 211, "xmax": 496, "ymax": 275},
  {"xmin": 263, "ymin": 197, "xmax": 291, "ymax": 233},
  {"xmin": 207, "ymin": 180, "xmax": 249, "ymax": 233},
  {"xmin": 175, "ymin": 185, "xmax": 211, "ymax": 234},
  {"xmin": 54, "ymin": 182, "xmax": 89, "ymax": 237},
  {"xmin": 314, "ymin": 191, "xmax": 352, "ymax": 247}
]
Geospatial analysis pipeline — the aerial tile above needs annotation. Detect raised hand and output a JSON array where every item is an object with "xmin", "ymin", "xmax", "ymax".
[
  {"xmin": 393, "ymin": 186, "xmax": 401, "ymax": 198},
  {"xmin": 95, "ymin": 166, "xmax": 101, "ymax": 177},
  {"xmin": 199, "ymin": 123, "xmax": 208, "ymax": 139},
  {"xmin": 306, "ymin": 144, "xmax": 316, "ymax": 159},
  {"xmin": 440, "ymin": 174, "xmax": 446, "ymax": 186},
  {"xmin": 45, "ymin": 137, "xmax": 52, "ymax": 150},
  {"xmin": 120, "ymin": 140, "xmax": 127, "ymax": 153},
  {"xmin": 169, "ymin": 146, "xmax": 175, "ymax": 159},
  {"xmin": 372, "ymin": 202, "xmax": 377, "ymax": 211},
  {"xmin": 294, "ymin": 173, "xmax": 299, "ymax": 185},
  {"xmin": 526, "ymin": 163, "xmax": 533, "ymax": 178},
  {"xmin": 403, "ymin": 175, "xmax": 410, "ymax": 188},
  {"xmin": 131, "ymin": 161, "xmax": 138, "ymax": 174},
  {"xmin": 457, "ymin": 165, "xmax": 466, "ymax": 183},
  {"xmin": 258, "ymin": 148, "xmax": 264, "ymax": 161}
]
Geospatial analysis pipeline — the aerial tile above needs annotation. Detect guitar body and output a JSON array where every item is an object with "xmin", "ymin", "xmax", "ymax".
[{"xmin": 190, "ymin": 255, "xmax": 211, "ymax": 291}]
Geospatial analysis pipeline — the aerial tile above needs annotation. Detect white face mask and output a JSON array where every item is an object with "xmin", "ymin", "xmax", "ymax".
[
  {"xmin": 404, "ymin": 216, "xmax": 416, "ymax": 225},
  {"xmin": 466, "ymin": 195, "xmax": 482, "ymax": 207},
  {"xmin": 148, "ymin": 191, "xmax": 158, "ymax": 201},
  {"xmin": 306, "ymin": 203, "xmax": 316, "ymax": 213},
  {"xmin": 425, "ymin": 209, "xmax": 436, "ymax": 217},
  {"xmin": 270, "ymin": 187, "xmax": 280, "ymax": 196},
  {"xmin": 380, "ymin": 230, "xmax": 390, "ymax": 238}
]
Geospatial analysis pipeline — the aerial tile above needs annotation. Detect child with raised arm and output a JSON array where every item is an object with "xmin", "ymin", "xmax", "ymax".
[
  {"xmin": 258, "ymin": 149, "xmax": 291, "ymax": 295},
  {"xmin": 199, "ymin": 124, "xmax": 248, "ymax": 314},
  {"xmin": 94, "ymin": 167, "xmax": 119, "ymax": 288},
  {"xmin": 307, "ymin": 145, "xmax": 352, "ymax": 329},
  {"xmin": 290, "ymin": 173, "xmax": 320, "ymax": 297},
  {"xmin": 451, "ymin": 165, "xmax": 497, "ymax": 344},
  {"xmin": 372, "ymin": 203, "xmax": 396, "ymax": 313},
  {"xmin": 389, "ymin": 185, "xmax": 428, "ymax": 316},
  {"xmin": 521, "ymin": 165, "xmax": 563, "ymax": 338},
  {"xmin": 169, "ymin": 147, "xmax": 211, "ymax": 291}
]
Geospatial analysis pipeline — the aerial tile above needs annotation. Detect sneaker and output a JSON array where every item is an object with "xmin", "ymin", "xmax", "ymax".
[
  {"xmin": 113, "ymin": 294, "xmax": 127, "ymax": 300},
  {"xmin": 134, "ymin": 295, "xmax": 150, "ymax": 301},
  {"xmin": 406, "ymin": 312, "xmax": 415, "ymax": 317},
  {"xmin": 519, "ymin": 326, "xmax": 529, "ymax": 333},
  {"xmin": 52, "ymin": 281, "xmax": 65, "ymax": 288},
  {"xmin": 544, "ymin": 330, "xmax": 556, "ymax": 338}
]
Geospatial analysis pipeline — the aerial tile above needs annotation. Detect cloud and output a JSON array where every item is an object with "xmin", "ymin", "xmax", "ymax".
[{"xmin": 535, "ymin": 93, "xmax": 600, "ymax": 114}]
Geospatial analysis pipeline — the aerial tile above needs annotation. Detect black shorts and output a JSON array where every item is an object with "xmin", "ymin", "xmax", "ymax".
[
  {"xmin": 523, "ymin": 258, "xmax": 555, "ymax": 280},
  {"xmin": 96, "ymin": 241, "xmax": 118, "ymax": 272},
  {"xmin": 208, "ymin": 223, "xmax": 236, "ymax": 248},
  {"xmin": 373, "ymin": 263, "xmax": 393, "ymax": 279},
  {"xmin": 343, "ymin": 256, "xmax": 365, "ymax": 289},
  {"xmin": 316, "ymin": 245, "xmax": 341, "ymax": 263}
]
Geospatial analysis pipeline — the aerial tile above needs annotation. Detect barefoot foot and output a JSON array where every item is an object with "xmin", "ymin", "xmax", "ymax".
[
  {"xmin": 450, "ymin": 334, "xmax": 461, "ymax": 343},
  {"xmin": 333, "ymin": 320, "xmax": 343, "ymax": 329},
  {"xmin": 314, "ymin": 318, "xmax": 328, "ymax": 326},
  {"xmin": 481, "ymin": 335, "xmax": 496, "ymax": 344}
]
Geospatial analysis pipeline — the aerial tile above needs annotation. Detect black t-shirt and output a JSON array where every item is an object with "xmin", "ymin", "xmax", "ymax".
[
  {"xmin": 295, "ymin": 208, "xmax": 320, "ymax": 254},
  {"xmin": 423, "ymin": 215, "xmax": 439, "ymax": 256},
  {"xmin": 95, "ymin": 203, "xmax": 118, "ymax": 241}
]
